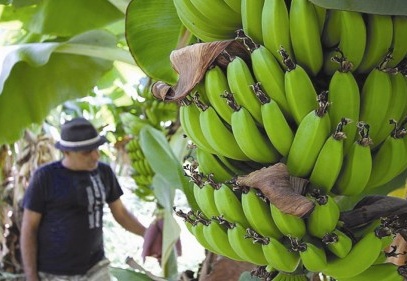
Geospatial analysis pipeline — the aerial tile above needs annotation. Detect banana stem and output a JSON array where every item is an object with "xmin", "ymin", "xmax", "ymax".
[
  {"xmin": 251, "ymin": 82, "xmax": 271, "ymax": 104},
  {"xmin": 245, "ymin": 228, "xmax": 268, "ymax": 245},
  {"xmin": 356, "ymin": 121, "xmax": 374, "ymax": 146},
  {"xmin": 235, "ymin": 28, "xmax": 258, "ymax": 53},
  {"xmin": 279, "ymin": 47, "xmax": 296, "ymax": 71},
  {"xmin": 289, "ymin": 237, "xmax": 307, "ymax": 253},
  {"xmin": 223, "ymin": 91, "xmax": 240, "ymax": 111}
]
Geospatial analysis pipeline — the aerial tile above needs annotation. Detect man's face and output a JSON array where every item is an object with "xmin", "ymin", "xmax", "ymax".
[{"xmin": 64, "ymin": 149, "xmax": 100, "ymax": 171}]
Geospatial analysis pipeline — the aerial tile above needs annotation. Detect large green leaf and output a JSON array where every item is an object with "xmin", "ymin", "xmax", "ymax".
[
  {"xmin": 109, "ymin": 266, "xmax": 153, "ymax": 281},
  {"xmin": 27, "ymin": 0, "xmax": 124, "ymax": 37},
  {"xmin": 310, "ymin": 0, "xmax": 407, "ymax": 16},
  {"xmin": 0, "ymin": 30, "xmax": 120, "ymax": 145},
  {"xmin": 125, "ymin": 0, "xmax": 193, "ymax": 85},
  {"xmin": 139, "ymin": 125, "xmax": 187, "ymax": 190},
  {"xmin": 139, "ymin": 125, "xmax": 197, "ymax": 209}
]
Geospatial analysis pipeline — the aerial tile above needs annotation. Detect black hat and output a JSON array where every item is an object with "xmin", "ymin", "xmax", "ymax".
[{"xmin": 55, "ymin": 117, "xmax": 107, "ymax": 151}]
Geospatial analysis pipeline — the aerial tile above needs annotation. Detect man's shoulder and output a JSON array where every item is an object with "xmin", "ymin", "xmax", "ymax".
[
  {"xmin": 97, "ymin": 161, "xmax": 113, "ymax": 173},
  {"xmin": 36, "ymin": 161, "xmax": 63, "ymax": 172}
]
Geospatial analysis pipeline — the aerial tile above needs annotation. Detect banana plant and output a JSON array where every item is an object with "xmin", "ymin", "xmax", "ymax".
[{"xmin": 0, "ymin": 0, "xmax": 133, "ymax": 145}]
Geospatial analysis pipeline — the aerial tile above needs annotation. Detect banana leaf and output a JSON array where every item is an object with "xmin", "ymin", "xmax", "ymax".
[
  {"xmin": 138, "ymin": 125, "xmax": 196, "ymax": 278},
  {"xmin": 125, "ymin": 0, "xmax": 194, "ymax": 85},
  {"xmin": 0, "ymin": 30, "xmax": 134, "ymax": 145},
  {"xmin": 109, "ymin": 267, "xmax": 153, "ymax": 281},
  {"xmin": 139, "ymin": 125, "xmax": 196, "ymax": 210},
  {"xmin": 3, "ymin": 0, "xmax": 124, "ymax": 37}
]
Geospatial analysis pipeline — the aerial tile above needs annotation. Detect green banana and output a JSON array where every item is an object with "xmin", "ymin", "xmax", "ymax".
[
  {"xmin": 309, "ymin": 119, "xmax": 347, "ymax": 193},
  {"xmin": 342, "ymin": 10, "xmax": 370, "ymax": 61},
  {"xmin": 213, "ymin": 183, "xmax": 250, "ymax": 228},
  {"xmin": 241, "ymin": 187, "xmax": 283, "ymax": 239},
  {"xmin": 340, "ymin": 262, "xmax": 405, "ymax": 281},
  {"xmin": 332, "ymin": 122, "xmax": 373, "ymax": 196},
  {"xmin": 272, "ymin": 271, "xmax": 308, "ymax": 281},
  {"xmin": 359, "ymin": 65, "xmax": 392, "ymax": 146},
  {"xmin": 289, "ymin": 0, "xmax": 323, "ymax": 76},
  {"xmin": 250, "ymin": 44, "xmax": 290, "ymax": 117},
  {"xmin": 190, "ymin": 219, "xmax": 221, "ymax": 255},
  {"xmin": 322, "ymin": 228, "xmax": 391, "ymax": 279},
  {"xmin": 223, "ymin": 0, "xmax": 241, "ymax": 14},
  {"xmin": 204, "ymin": 65, "xmax": 235, "ymax": 125},
  {"xmin": 195, "ymin": 147, "xmax": 235, "ymax": 184},
  {"xmin": 327, "ymin": 57, "xmax": 360, "ymax": 153},
  {"xmin": 179, "ymin": 98, "xmax": 218, "ymax": 154},
  {"xmin": 387, "ymin": 15, "xmax": 407, "ymax": 68},
  {"xmin": 230, "ymin": 101, "xmax": 281, "ymax": 164},
  {"xmin": 291, "ymin": 237, "xmax": 327, "ymax": 272},
  {"xmin": 286, "ymin": 97, "xmax": 331, "ymax": 178},
  {"xmin": 241, "ymin": 0, "xmax": 264, "ymax": 44},
  {"xmin": 261, "ymin": 236, "xmax": 301, "ymax": 273},
  {"xmin": 306, "ymin": 192, "xmax": 341, "ymax": 239},
  {"xmin": 280, "ymin": 48, "xmax": 319, "ymax": 126},
  {"xmin": 260, "ymin": 90, "xmax": 295, "ymax": 157},
  {"xmin": 322, "ymin": 228, "xmax": 353, "ymax": 258},
  {"xmin": 142, "ymin": 158, "xmax": 154, "ymax": 175},
  {"xmin": 366, "ymin": 121, "xmax": 407, "ymax": 189},
  {"xmin": 202, "ymin": 219, "xmax": 247, "ymax": 261},
  {"xmin": 227, "ymin": 222, "xmax": 268, "ymax": 265},
  {"xmin": 193, "ymin": 182, "xmax": 219, "ymax": 219},
  {"xmin": 189, "ymin": 0, "xmax": 242, "ymax": 30},
  {"xmin": 321, "ymin": 9, "xmax": 341, "ymax": 48},
  {"xmin": 323, "ymin": 10, "xmax": 367, "ymax": 75},
  {"xmin": 198, "ymin": 103, "xmax": 250, "ymax": 161},
  {"xmin": 226, "ymin": 55, "xmax": 263, "ymax": 124},
  {"xmin": 176, "ymin": 211, "xmax": 222, "ymax": 255},
  {"xmin": 270, "ymin": 204, "xmax": 306, "ymax": 239},
  {"xmin": 357, "ymin": 14, "xmax": 394, "ymax": 74},
  {"xmin": 262, "ymin": 0, "xmax": 293, "ymax": 67},
  {"xmin": 216, "ymin": 155, "xmax": 255, "ymax": 176},
  {"xmin": 374, "ymin": 70, "xmax": 407, "ymax": 146},
  {"xmin": 173, "ymin": 0, "xmax": 236, "ymax": 42},
  {"xmin": 314, "ymin": 4, "xmax": 326, "ymax": 34}
]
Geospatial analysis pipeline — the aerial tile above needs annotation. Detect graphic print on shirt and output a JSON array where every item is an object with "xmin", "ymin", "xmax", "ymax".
[{"xmin": 86, "ymin": 173, "xmax": 106, "ymax": 229}]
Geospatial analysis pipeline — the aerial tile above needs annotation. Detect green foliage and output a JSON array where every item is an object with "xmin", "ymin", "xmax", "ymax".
[
  {"xmin": 0, "ymin": 30, "xmax": 116, "ymax": 145},
  {"xmin": 29, "ymin": 0, "xmax": 122, "ymax": 36},
  {"xmin": 125, "ymin": 0, "xmax": 194, "ymax": 84},
  {"xmin": 139, "ymin": 125, "xmax": 195, "ymax": 209},
  {"xmin": 109, "ymin": 267, "xmax": 153, "ymax": 281}
]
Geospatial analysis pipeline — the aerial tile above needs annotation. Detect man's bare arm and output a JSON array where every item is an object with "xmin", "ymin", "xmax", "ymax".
[
  {"xmin": 20, "ymin": 209, "xmax": 42, "ymax": 281},
  {"xmin": 109, "ymin": 198, "xmax": 146, "ymax": 236}
]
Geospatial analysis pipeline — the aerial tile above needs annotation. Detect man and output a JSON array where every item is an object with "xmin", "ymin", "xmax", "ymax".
[{"xmin": 20, "ymin": 117, "xmax": 153, "ymax": 281}]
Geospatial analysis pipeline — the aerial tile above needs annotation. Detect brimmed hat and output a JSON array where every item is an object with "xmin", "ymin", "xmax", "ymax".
[{"xmin": 55, "ymin": 117, "xmax": 107, "ymax": 151}]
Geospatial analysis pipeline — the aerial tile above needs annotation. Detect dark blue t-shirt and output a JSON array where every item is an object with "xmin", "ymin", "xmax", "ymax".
[{"xmin": 22, "ymin": 161, "xmax": 123, "ymax": 275}]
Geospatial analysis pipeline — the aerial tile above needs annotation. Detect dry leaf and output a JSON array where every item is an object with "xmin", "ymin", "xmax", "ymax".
[
  {"xmin": 152, "ymin": 39, "xmax": 249, "ymax": 101},
  {"xmin": 236, "ymin": 163, "xmax": 315, "ymax": 217}
]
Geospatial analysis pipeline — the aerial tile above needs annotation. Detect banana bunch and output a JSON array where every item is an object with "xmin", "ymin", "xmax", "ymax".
[
  {"xmin": 171, "ymin": 0, "xmax": 407, "ymax": 279},
  {"xmin": 178, "ymin": 39, "xmax": 407, "ymax": 198},
  {"xmin": 173, "ymin": 0, "xmax": 242, "ymax": 42},
  {"xmin": 125, "ymin": 136, "xmax": 155, "ymax": 201},
  {"xmin": 179, "ymin": 160, "xmax": 407, "ymax": 279}
]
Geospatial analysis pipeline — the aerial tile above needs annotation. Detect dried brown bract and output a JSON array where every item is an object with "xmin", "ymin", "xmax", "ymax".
[
  {"xmin": 235, "ymin": 163, "xmax": 315, "ymax": 217},
  {"xmin": 152, "ymin": 39, "xmax": 250, "ymax": 101}
]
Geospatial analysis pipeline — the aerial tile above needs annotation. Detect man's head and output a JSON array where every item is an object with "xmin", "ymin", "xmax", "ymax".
[{"xmin": 55, "ymin": 117, "xmax": 106, "ymax": 171}]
